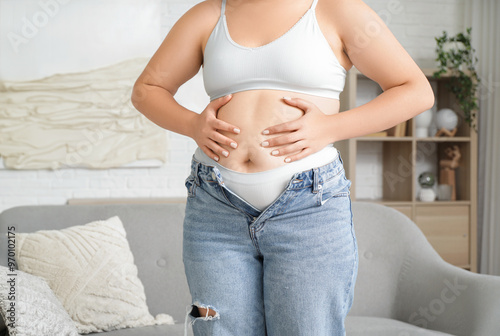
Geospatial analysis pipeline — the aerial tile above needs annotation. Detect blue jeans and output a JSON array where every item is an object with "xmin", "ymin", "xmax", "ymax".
[{"xmin": 183, "ymin": 152, "xmax": 358, "ymax": 336}]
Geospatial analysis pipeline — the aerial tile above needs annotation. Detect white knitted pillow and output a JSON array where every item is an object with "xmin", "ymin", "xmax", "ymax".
[
  {"xmin": 0, "ymin": 266, "xmax": 79, "ymax": 336},
  {"xmin": 14, "ymin": 216, "xmax": 174, "ymax": 334}
]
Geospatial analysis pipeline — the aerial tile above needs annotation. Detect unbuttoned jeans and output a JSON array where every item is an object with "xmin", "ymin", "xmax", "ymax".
[{"xmin": 183, "ymin": 152, "xmax": 358, "ymax": 336}]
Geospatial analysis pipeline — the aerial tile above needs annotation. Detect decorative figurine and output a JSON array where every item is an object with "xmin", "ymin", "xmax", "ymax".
[{"xmin": 439, "ymin": 145, "xmax": 461, "ymax": 200}]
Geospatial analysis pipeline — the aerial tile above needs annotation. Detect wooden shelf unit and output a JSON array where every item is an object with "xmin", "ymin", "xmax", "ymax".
[{"xmin": 337, "ymin": 68, "xmax": 478, "ymax": 272}]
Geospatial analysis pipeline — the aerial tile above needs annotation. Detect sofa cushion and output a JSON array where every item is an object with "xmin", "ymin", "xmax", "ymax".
[
  {"xmin": 0, "ymin": 266, "xmax": 79, "ymax": 336},
  {"xmin": 14, "ymin": 216, "xmax": 174, "ymax": 334},
  {"xmin": 345, "ymin": 316, "xmax": 455, "ymax": 335},
  {"xmin": 91, "ymin": 323, "xmax": 193, "ymax": 336}
]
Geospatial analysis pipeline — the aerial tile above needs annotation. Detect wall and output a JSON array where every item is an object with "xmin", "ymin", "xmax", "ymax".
[{"xmin": 0, "ymin": 0, "xmax": 465, "ymax": 212}]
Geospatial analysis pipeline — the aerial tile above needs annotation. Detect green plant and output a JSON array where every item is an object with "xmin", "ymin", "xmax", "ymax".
[{"xmin": 433, "ymin": 27, "xmax": 479, "ymax": 131}]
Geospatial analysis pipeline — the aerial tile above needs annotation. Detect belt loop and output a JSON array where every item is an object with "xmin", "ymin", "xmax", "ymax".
[
  {"xmin": 312, "ymin": 167, "xmax": 320, "ymax": 193},
  {"xmin": 193, "ymin": 161, "xmax": 201, "ymax": 186}
]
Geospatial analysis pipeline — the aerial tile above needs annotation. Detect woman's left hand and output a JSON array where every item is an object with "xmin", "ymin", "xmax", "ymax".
[{"xmin": 261, "ymin": 97, "xmax": 334, "ymax": 163}]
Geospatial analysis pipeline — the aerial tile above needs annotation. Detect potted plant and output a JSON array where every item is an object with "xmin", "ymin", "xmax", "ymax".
[{"xmin": 433, "ymin": 28, "xmax": 480, "ymax": 131}]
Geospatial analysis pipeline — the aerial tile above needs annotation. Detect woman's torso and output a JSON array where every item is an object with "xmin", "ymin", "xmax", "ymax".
[{"xmin": 200, "ymin": 0, "xmax": 352, "ymax": 173}]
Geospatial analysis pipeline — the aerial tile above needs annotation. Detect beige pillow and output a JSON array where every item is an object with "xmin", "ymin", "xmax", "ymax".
[{"xmin": 15, "ymin": 216, "xmax": 174, "ymax": 334}]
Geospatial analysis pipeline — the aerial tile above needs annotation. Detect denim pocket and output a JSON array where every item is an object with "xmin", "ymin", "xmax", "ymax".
[
  {"xmin": 318, "ymin": 170, "xmax": 351, "ymax": 206},
  {"xmin": 185, "ymin": 175, "xmax": 198, "ymax": 198}
]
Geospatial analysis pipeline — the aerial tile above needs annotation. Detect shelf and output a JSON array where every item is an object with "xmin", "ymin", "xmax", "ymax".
[
  {"xmin": 340, "ymin": 66, "xmax": 478, "ymax": 272},
  {"xmin": 356, "ymin": 199, "xmax": 414, "ymax": 206},
  {"xmin": 416, "ymin": 137, "xmax": 471, "ymax": 142},
  {"xmin": 357, "ymin": 136, "xmax": 471, "ymax": 142},
  {"xmin": 415, "ymin": 200, "xmax": 471, "ymax": 206},
  {"xmin": 357, "ymin": 136, "xmax": 413, "ymax": 141},
  {"xmin": 356, "ymin": 199, "xmax": 471, "ymax": 206}
]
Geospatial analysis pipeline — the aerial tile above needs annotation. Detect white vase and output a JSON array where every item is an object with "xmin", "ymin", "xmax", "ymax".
[{"xmin": 415, "ymin": 109, "xmax": 433, "ymax": 138}]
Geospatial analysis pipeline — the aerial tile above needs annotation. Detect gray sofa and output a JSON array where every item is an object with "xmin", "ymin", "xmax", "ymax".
[{"xmin": 1, "ymin": 201, "xmax": 499, "ymax": 336}]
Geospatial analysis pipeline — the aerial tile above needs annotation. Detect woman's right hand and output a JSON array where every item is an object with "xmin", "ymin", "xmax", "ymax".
[{"xmin": 191, "ymin": 94, "xmax": 240, "ymax": 162}]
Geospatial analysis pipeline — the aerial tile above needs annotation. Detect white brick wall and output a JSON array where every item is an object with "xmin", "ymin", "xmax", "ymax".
[
  {"xmin": 365, "ymin": 0, "xmax": 465, "ymax": 65},
  {"xmin": 0, "ymin": 0, "xmax": 465, "ymax": 212}
]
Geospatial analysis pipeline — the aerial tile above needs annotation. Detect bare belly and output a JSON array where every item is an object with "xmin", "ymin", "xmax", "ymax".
[{"xmin": 216, "ymin": 90, "xmax": 340, "ymax": 173}]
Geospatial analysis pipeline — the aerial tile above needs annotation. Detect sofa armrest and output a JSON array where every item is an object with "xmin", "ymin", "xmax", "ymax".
[{"xmin": 395, "ymin": 257, "xmax": 500, "ymax": 336}]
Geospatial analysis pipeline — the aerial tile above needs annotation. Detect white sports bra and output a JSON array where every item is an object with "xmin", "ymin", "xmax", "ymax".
[{"xmin": 203, "ymin": 0, "xmax": 347, "ymax": 101}]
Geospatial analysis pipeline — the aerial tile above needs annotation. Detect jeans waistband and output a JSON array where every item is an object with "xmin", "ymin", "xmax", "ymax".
[{"xmin": 190, "ymin": 149, "xmax": 345, "ymax": 193}]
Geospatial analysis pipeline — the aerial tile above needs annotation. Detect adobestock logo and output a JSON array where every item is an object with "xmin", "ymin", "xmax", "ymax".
[
  {"xmin": 7, "ymin": 0, "xmax": 72, "ymax": 53},
  {"xmin": 408, "ymin": 276, "xmax": 467, "ymax": 328},
  {"xmin": 350, "ymin": 0, "xmax": 404, "ymax": 55},
  {"xmin": 384, "ymin": 142, "xmax": 437, "ymax": 192}
]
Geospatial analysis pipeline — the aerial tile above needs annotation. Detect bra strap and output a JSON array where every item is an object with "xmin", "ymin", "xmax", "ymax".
[
  {"xmin": 221, "ymin": 0, "xmax": 226, "ymax": 15},
  {"xmin": 311, "ymin": 0, "xmax": 318, "ymax": 10}
]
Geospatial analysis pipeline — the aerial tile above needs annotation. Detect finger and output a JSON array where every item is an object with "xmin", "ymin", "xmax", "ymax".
[
  {"xmin": 269, "ymin": 141, "xmax": 306, "ymax": 157},
  {"xmin": 209, "ymin": 94, "xmax": 233, "ymax": 111},
  {"xmin": 210, "ymin": 130, "xmax": 238, "ymax": 149},
  {"xmin": 261, "ymin": 133, "xmax": 300, "ymax": 148},
  {"xmin": 262, "ymin": 119, "xmax": 300, "ymax": 136},
  {"xmin": 209, "ymin": 141, "xmax": 230, "ymax": 159},
  {"xmin": 213, "ymin": 118, "xmax": 241, "ymax": 134},
  {"xmin": 203, "ymin": 141, "xmax": 230, "ymax": 162},
  {"xmin": 201, "ymin": 145, "xmax": 220, "ymax": 162},
  {"xmin": 284, "ymin": 147, "xmax": 314, "ymax": 163},
  {"xmin": 282, "ymin": 96, "xmax": 314, "ymax": 112}
]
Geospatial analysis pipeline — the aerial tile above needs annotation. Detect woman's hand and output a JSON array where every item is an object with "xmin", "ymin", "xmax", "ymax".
[
  {"xmin": 191, "ymin": 94, "xmax": 240, "ymax": 162},
  {"xmin": 261, "ymin": 97, "xmax": 334, "ymax": 163}
]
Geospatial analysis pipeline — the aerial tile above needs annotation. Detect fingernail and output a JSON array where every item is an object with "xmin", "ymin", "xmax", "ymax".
[
  {"xmin": 262, "ymin": 130, "xmax": 269, "ymax": 135},
  {"xmin": 234, "ymin": 128, "xmax": 240, "ymax": 134},
  {"xmin": 261, "ymin": 141, "xmax": 269, "ymax": 147},
  {"xmin": 285, "ymin": 158, "xmax": 291, "ymax": 163},
  {"xmin": 222, "ymin": 150, "xmax": 229, "ymax": 157},
  {"xmin": 230, "ymin": 142, "xmax": 237, "ymax": 149},
  {"xmin": 283, "ymin": 96, "xmax": 292, "ymax": 100},
  {"xmin": 213, "ymin": 156, "xmax": 219, "ymax": 162},
  {"xmin": 271, "ymin": 150, "xmax": 279, "ymax": 156}
]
